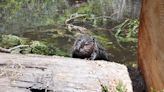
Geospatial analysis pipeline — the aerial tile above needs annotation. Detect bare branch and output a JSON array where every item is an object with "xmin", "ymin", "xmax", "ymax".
[
  {"xmin": 65, "ymin": 13, "xmax": 87, "ymax": 25},
  {"xmin": 65, "ymin": 13, "xmax": 88, "ymax": 34}
]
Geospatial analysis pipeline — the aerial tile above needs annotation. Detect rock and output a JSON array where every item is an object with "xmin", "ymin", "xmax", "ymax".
[{"xmin": 0, "ymin": 53, "xmax": 133, "ymax": 92}]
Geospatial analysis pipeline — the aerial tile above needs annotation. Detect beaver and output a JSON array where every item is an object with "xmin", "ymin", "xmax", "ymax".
[{"xmin": 72, "ymin": 35, "xmax": 110, "ymax": 61}]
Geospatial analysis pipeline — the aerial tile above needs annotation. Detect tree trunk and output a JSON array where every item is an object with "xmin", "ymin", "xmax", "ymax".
[
  {"xmin": 138, "ymin": 0, "xmax": 164, "ymax": 91},
  {"xmin": 0, "ymin": 53, "xmax": 133, "ymax": 92}
]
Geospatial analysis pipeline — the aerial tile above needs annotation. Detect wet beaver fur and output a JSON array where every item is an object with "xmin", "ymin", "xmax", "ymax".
[{"xmin": 72, "ymin": 35, "xmax": 110, "ymax": 61}]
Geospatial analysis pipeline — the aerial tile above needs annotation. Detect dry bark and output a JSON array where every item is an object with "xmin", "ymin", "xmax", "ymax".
[
  {"xmin": 0, "ymin": 53, "xmax": 132, "ymax": 92},
  {"xmin": 138, "ymin": 0, "xmax": 164, "ymax": 91}
]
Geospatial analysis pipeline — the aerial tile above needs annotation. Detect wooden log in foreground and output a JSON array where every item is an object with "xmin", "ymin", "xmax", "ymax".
[
  {"xmin": 138, "ymin": 0, "xmax": 164, "ymax": 91},
  {"xmin": 0, "ymin": 53, "xmax": 132, "ymax": 92}
]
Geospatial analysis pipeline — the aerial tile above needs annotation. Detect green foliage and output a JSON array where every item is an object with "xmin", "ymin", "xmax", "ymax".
[
  {"xmin": 112, "ymin": 18, "xmax": 139, "ymax": 54},
  {"xmin": 1, "ymin": 0, "xmax": 69, "ymax": 32},
  {"xmin": 151, "ymin": 88, "xmax": 164, "ymax": 92},
  {"xmin": 101, "ymin": 84, "xmax": 109, "ymax": 92},
  {"xmin": 76, "ymin": 3, "xmax": 92, "ymax": 14},
  {"xmin": 68, "ymin": 0, "xmax": 102, "ymax": 15},
  {"xmin": 30, "ymin": 41, "xmax": 49, "ymax": 55},
  {"xmin": 30, "ymin": 41, "xmax": 69, "ymax": 56},
  {"xmin": 94, "ymin": 35, "xmax": 113, "ymax": 49},
  {"xmin": 114, "ymin": 19, "xmax": 139, "ymax": 43},
  {"xmin": 53, "ymin": 48, "xmax": 69, "ymax": 57},
  {"xmin": 66, "ymin": 0, "xmax": 111, "ymax": 27},
  {"xmin": 101, "ymin": 81, "xmax": 127, "ymax": 92},
  {"xmin": 116, "ymin": 81, "xmax": 126, "ymax": 92},
  {"xmin": 1, "ymin": 0, "xmax": 116, "ymax": 32},
  {"xmin": 0, "ymin": 34, "xmax": 69, "ymax": 56},
  {"xmin": 0, "ymin": 35, "xmax": 29, "ymax": 48}
]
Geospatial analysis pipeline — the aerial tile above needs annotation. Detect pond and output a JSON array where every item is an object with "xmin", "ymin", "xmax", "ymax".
[{"xmin": 11, "ymin": 25, "xmax": 137, "ymax": 66}]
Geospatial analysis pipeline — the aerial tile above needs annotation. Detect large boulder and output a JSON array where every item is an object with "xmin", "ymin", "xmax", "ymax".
[{"xmin": 0, "ymin": 53, "xmax": 133, "ymax": 92}]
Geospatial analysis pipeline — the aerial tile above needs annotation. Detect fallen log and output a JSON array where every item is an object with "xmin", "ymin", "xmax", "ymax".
[
  {"xmin": 0, "ymin": 47, "xmax": 10, "ymax": 53},
  {"xmin": 0, "ymin": 53, "xmax": 132, "ymax": 92},
  {"xmin": 0, "ymin": 45, "xmax": 29, "ymax": 53},
  {"xmin": 138, "ymin": 0, "xmax": 164, "ymax": 91}
]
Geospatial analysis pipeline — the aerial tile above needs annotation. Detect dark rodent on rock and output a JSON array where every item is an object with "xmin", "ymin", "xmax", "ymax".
[{"xmin": 72, "ymin": 34, "xmax": 110, "ymax": 61}]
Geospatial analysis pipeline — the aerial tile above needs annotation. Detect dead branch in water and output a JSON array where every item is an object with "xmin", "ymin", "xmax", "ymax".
[{"xmin": 65, "ymin": 13, "xmax": 88, "ymax": 33}]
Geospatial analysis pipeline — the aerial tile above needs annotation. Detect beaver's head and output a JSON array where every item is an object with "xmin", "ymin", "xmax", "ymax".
[{"xmin": 73, "ymin": 35, "xmax": 95, "ymax": 56}]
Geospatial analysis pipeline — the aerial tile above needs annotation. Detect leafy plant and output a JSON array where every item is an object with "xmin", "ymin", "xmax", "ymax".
[
  {"xmin": 111, "ymin": 18, "xmax": 139, "ymax": 52},
  {"xmin": 116, "ymin": 81, "xmax": 126, "ymax": 92},
  {"xmin": 114, "ymin": 19, "xmax": 139, "ymax": 43},
  {"xmin": 151, "ymin": 88, "xmax": 164, "ymax": 92},
  {"xmin": 101, "ymin": 84, "xmax": 109, "ymax": 92},
  {"xmin": 30, "ymin": 41, "xmax": 49, "ymax": 55},
  {"xmin": 0, "ymin": 35, "xmax": 29, "ymax": 48}
]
